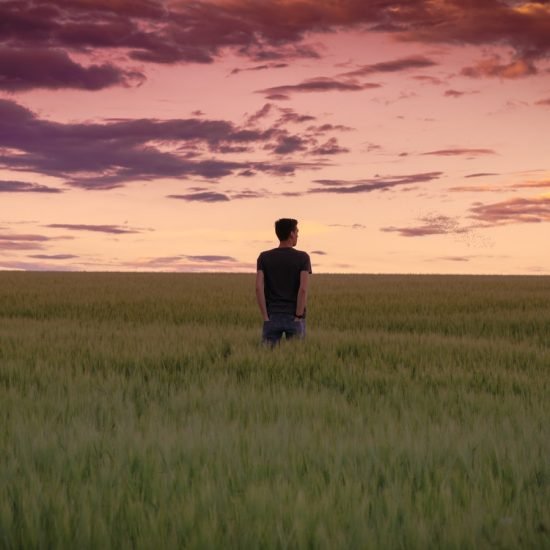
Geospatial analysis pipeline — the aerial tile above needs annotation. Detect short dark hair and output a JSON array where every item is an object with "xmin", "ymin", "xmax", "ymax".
[{"xmin": 275, "ymin": 218, "xmax": 298, "ymax": 241}]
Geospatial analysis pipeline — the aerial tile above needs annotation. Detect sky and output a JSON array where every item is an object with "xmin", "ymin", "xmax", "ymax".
[{"xmin": 1, "ymin": 0, "xmax": 549, "ymax": 274}]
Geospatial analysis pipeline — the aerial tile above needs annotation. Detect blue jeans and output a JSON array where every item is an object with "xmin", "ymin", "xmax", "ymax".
[{"xmin": 262, "ymin": 313, "xmax": 306, "ymax": 345}]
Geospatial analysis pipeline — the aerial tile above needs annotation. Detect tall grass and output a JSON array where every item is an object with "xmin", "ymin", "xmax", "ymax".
[{"xmin": 0, "ymin": 273, "xmax": 548, "ymax": 548}]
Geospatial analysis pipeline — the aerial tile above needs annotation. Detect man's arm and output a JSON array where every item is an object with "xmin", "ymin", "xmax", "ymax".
[
  {"xmin": 255, "ymin": 270, "xmax": 269, "ymax": 321},
  {"xmin": 295, "ymin": 270, "xmax": 309, "ymax": 319}
]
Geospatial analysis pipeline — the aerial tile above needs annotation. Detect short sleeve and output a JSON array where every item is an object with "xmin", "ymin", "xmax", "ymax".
[
  {"xmin": 257, "ymin": 253, "xmax": 264, "ymax": 271},
  {"xmin": 301, "ymin": 253, "xmax": 312, "ymax": 274}
]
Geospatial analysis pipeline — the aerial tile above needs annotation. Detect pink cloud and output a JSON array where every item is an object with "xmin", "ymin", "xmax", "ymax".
[
  {"xmin": 461, "ymin": 56, "xmax": 537, "ymax": 79},
  {"xmin": 413, "ymin": 75, "xmax": 445, "ymax": 85},
  {"xmin": 444, "ymin": 89, "xmax": 479, "ymax": 98},
  {"xmin": 450, "ymin": 178, "xmax": 550, "ymax": 193}
]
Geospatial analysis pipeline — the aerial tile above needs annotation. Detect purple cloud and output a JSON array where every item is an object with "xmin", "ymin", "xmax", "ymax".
[
  {"xmin": 310, "ymin": 172, "xmax": 443, "ymax": 194},
  {"xmin": 265, "ymin": 94, "xmax": 290, "ymax": 101},
  {"xmin": 0, "ymin": 48, "xmax": 144, "ymax": 91},
  {"xmin": 0, "ymin": 180, "xmax": 63, "ymax": 193},
  {"xmin": 230, "ymin": 190, "xmax": 268, "ymax": 199},
  {"xmin": 432, "ymin": 256, "xmax": 470, "ymax": 262},
  {"xmin": 45, "ymin": 224, "xmax": 141, "ymax": 234},
  {"xmin": 381, "ymin": 214, "xmax": 468, "ymax": 237},
  {"xmin": 167, "ymin": 192, "xmax": 230, "ymax": 202},
  {"xmin": 0, "ymin": 233, "xmax": 51, "ymax": 242},
  {"xmin": 0, "ymin": 99, "xmax": 327, "ymax": 189},
  {"xmin": 272, "ymin": 135, "xmax": 309, "ymax": 155},
  {"xmin": 461, "ymin": 56, "xmax": 537, "ymax": 79},
  {"xmin": 469, "ymin": 197, "xmax": 550, "ymax": 225},
  {"xmin": 310, "ymin": 137, "xmax": 349, "ymax": 156},
  {"xmin": 0, "ymin": 241, "xmax": 44, "ymax": 251},
  {"xmin": 257, "ymin": 78, "xmax": 381, "ymax": 96},
  {"xmin": 246, "ymin": 103, "xmax": 274, "ymax": 125},
  {"xmin": 444, "ymin": 89, "xmax": 467, "ymax": 98},
  {"xmin": 2, "ymin": 0, "xmax": 549, "ymax": 79},
  {"xmin": 120, "ymin": 254, "xmax": 253, "ymax": 272},
  {"xmin": 413, "ymin": 75, "xmax": 445, "ymax": 85},
  {"xmin": 329, "ymin": 223, "xmax": 366, "ymax": 230},
  {"xmin": 185, "ymin": 255, "xmax": 237, "ymax": 262},
  {"xmin": 339, "ymin": 56, "xmax": 437, "ymax": 78},
  {"xmin": 307, "ymin": 123, "xmax": 353, "ymax": 133},
  {"xmin": 168, "ymin": 187, "xmax": 275, "ymax": 202},
  {"xmin": 29, "ymin": 254, "xmax": 78, "ymax": 260},
  {"xmin": 231, "ymin": 62, "xmax": 288, "ymax": 75},
  {"xmin": 422, "ymin": 148, "xmax": 496, "ymax": 157},
  {"xmin": 0, "ymin": 259, "xmax": 75, "ymax": 271},
  {"xmin": 465, "ymin": 172, "xmax": 500, "ymax": 178},
  {"xmin": 0, "ymin": 231, "xmax": 56, "ymax": 251},
  {"xmin": 275, "ymin": 108, "xmax": 317, "ymax": 125}
]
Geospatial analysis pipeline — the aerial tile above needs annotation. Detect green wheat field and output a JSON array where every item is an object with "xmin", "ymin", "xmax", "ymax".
[{"xmin": 0, "ymin": 272, "xmax": 548, "ymax": 549}]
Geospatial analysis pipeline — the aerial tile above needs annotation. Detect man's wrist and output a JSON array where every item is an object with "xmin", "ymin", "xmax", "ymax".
[{"xmin": 294, "ymin": 313, "xmax": 304, "ymax": 319}]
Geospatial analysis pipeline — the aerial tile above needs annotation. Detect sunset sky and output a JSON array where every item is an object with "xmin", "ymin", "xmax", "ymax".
[{"xmin": 1, "ymin": 0, "xmax": 549, "ymax": 274}]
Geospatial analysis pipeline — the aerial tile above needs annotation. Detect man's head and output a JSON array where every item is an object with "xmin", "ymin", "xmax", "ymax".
[{"xmin": 275, "ymin": 218, "xmax": 299, "ymax": 246}]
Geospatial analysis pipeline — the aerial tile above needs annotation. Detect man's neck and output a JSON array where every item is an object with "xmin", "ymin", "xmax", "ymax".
[{"xmin": 278, "ymin": 240, "xmax": 294, "ymax": 248}]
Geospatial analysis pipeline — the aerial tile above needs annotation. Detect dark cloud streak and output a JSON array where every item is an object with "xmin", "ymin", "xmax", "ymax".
[
  {"xmin": 422, "ymin": 148, "xmax": 496, "ymax": 157},
  {"xmin": 310, "ymin": 172, "xmax": 442, "ymax": 194},
  {"xmin": 29, "ymin": 254, "xmax": 78, "ymax": 260},
  {"xmin": 465, "ymin": 172, "xmax": 499, "ymax": 178},
  {"xmin": 257, "ymin": 78, "xmax": 381, "ymax": 96},
  {"xmin": 167, "ymin": 192, "xmax": 230, "ymax": 203},
  {"xmin": 231, "ymin": 62, "xmax": 288, "ymax": 75},
  {"xmin": 0, "ymin": 180, "xmax": 63, "ymax": 193},
  {"xmin": 45, "ymin": 224, "xmax": 141, "ymax": 234},
  {"xmin": 339, "ymin": 55, "xmax": 437, "ymax": 77}
]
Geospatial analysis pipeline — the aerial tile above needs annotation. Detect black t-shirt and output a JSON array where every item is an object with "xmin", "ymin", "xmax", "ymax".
[{"xmin": 257, "ymin": 248, "xmax": 312, "ymax": 316}]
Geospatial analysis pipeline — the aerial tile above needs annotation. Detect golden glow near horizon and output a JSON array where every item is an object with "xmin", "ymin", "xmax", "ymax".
[{"xmin": 0, "ymin": 0, "xmax": 549, "ymax": 274}]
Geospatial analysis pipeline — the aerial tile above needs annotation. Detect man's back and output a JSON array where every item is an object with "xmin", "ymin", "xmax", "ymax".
[
  {"xmin": 255, "ymin": 218, "xmax": 311, "ymax": 345},
  {"xmin": 257, "ymin": 247, "xmax": 312, "ymax": 316}
]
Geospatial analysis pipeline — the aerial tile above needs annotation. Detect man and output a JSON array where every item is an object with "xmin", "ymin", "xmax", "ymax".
[{"xmin": 256, "ymin": 218, "xmax": 312, "ymax": 345}]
